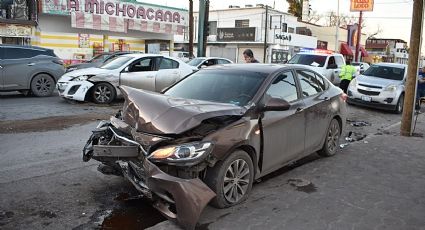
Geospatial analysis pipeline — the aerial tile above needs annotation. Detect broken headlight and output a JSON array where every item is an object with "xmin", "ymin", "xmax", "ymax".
[
  {"xmin": 72, "ymin": 75, "xmax": 92, "ymax": 81},
  {"xmin": 148, "ymin": 142, "xmax": 213, "ymax": 165}
]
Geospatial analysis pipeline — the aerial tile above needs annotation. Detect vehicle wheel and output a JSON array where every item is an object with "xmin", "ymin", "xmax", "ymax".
[
  {"xmin": 30, "ymin": 74, "xmax": 55, "ymax": 97},
  {"xmin": 318, "ymin": 118, "xmax": 341, "ymax": 157},
  {"xmin": 204, "ymin": 150, "xmax": 254, "ymax": 208},
  {"xmin": 91, "ymin": 83, "xmax": 116, "ymax": 104},
  {"xmin": 394, "ymin": 94, "xmax": 404, "ymax": 114}
]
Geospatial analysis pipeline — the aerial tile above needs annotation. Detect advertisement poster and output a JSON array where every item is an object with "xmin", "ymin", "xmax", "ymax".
[{"xmin": 78, "ymin": 34, "xmax": 90, "ymax": 48}]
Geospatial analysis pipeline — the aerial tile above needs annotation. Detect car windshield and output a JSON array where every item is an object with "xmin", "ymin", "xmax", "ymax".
[
  {"xmin": 100, "ymin": 56, "xmax": 133, "ymax": 70},
  {"xmin": 288, "ymin": 54, "xmax": 327, "ymax": 67},
  {"xmin": 90, "ymin": 54, "xmax": 109, "ymax": 63},
  {"xmin": 165, "ymin": 70, "xmax": 267, "ymax": 106},
  {"xmin": 187, "ymin": 58, "xmax": 206, "ymax": 66},
  {"xmin": 362, "ymin": 65, "xmax": 405, "ymax": 80}
]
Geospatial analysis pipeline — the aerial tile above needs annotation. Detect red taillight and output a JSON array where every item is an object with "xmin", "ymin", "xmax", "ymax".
[{"xmin": 340, "ymin": 93, "xmax": 348, "ymax": 102}]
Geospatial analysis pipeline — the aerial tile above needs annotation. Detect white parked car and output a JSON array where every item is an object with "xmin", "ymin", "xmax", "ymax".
[
  {"xmin": 187, "ymin": 57, "xmax": 233, "ymax": 69},
  {"xmin": 57, "ymin": 54, "xmax": 197, "ymax": 104},
  {"xmin": 351, "ymin": 62, "xmax": 370, "ymax": 74},
  {"xmin": 347, "ymin": 63, "xmax": 407, "ymax": 113},
  {"xmin": 288, "ymin": 52, "xmax": 346, "ymax": 85}
]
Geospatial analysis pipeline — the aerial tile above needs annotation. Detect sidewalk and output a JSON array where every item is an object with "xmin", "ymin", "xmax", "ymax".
[{"xmin": 149, "ymin": 114, "xmax": 425, "ymax": 230}]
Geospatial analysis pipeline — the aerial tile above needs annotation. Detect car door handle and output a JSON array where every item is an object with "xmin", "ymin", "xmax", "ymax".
[
  {"xmin": 27, "ymin": 63, "xmax": 35, "ymax": 66},
  {"xmin": 295, "ymin": 107, "xmax": 304, "ymax": 113},
  {"xmin": 319, "ymin": 96, "xmax": 330, "ymax": 101}
]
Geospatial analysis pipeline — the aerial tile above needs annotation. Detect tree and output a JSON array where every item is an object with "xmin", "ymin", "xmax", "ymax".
[
  {"xmin": 286, "ymin": 0, "xmax": 303, "ymax": 20},
  {"xmin": 366, "ymin": 25, "xmax": 383, "ymax": 39},
  {"xmin": 324, "ymin": 11, "xmax": 367, "ymax": 28}
]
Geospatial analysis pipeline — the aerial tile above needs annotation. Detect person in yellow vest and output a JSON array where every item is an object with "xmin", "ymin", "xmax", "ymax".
[{"xmin": 339, "ymin": 60, "xmax": 356, "ymax": 93}]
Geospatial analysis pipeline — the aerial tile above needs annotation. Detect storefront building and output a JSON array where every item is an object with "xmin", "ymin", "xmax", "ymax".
[
  {"xmin": 35, "ymin": 0, "xmax": 187, "ymax": 65},
  {"xmin": 186, "ymin": 5, "xmax": 318, "ymax": 63},
  {"xmin": 0, "ymin": 0, "xmax": 37, "ymax": 45}
]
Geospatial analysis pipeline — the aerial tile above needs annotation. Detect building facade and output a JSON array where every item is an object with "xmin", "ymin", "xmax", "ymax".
[
  {"xmin": 0, "ymin": 0, "xmax": 37, "ymax": 45},
  {"xmin": 365, "ymin": 38, "xmax": 408, "ymax": 64},
  {"xmin": 33, "ymin": 0, "xmax": 188, "ymax": 65},
  {"xmin": 181, "ymin": 4, "xmax": 318, "ymax": 63}
]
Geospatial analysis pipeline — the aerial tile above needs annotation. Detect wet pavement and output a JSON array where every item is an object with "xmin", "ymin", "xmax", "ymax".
[{"xmin": 1, "ymin": 93, "xmax": 424, "ymax": 229}]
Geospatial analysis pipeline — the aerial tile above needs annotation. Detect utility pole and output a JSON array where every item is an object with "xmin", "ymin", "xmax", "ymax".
[
  {"xmin": 354, "ymin": 11, "xmax": 363, "ymax": 62},
  {"xmin": 197, "ymin": 0, "xmax": 206, "ymax": 57},
  {"xmin": 203, "ymin": 0, "xmax": 209, "ymax": 56},
  {"xmin": 401, "ymin": 0, "xmax": 424, "ymax": 136},
  {"xmin": 263, "ymin": 5, "xmax": 268, "ymax": 63},
  {"xmin": 334, "ymin": 0, "xmax": 340, "ymax": 52},
  {"xmin": 189, "ymin": 0, "xmax": 194, "ymax": 58}
]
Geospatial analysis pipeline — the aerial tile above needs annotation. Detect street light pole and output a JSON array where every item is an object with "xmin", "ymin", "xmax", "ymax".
[
  {"xmin": 355, "ymin": 11, "xmax": 363, "ymax": 62},
  {"xmin": 335, "ymin": 0, "xmax": 340, "ymax": 52}
]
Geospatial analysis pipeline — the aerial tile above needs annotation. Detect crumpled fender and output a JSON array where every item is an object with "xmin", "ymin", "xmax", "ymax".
[{"xmin": 61, "ymin": 80, "xmax": 94, "ymax": 101}]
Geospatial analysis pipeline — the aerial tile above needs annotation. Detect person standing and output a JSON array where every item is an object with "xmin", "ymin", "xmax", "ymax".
[
  {"xmin": 339, "ymin": 60, "xmax": 356, "ymax": 93},
  {"xmin": 243, "ymin": 49, "xmax": 259, "ymax": 63},
  {"xmin": 415, "ymin": 67, "xmax": 425, "ymax": 111}
]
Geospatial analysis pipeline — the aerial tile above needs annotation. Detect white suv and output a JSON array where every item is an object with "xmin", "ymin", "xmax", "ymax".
[{"xmin": 288, "ymin": 52, "xmax": 346, "ymax": 85}]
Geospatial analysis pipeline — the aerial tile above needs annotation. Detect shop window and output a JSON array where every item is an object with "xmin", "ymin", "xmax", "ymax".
[
  {"xmin": 209, "ymin": 21, "xmax": 217, "ymax": 35},
  {"xmin": 288, "ymin": 27, "xmax": 295, "ymax": 33},
  {"xmin": 235, "ymin": 19, "xmax": 249, "ymax": 28},
  {"xmin": 0, "ymin": 0, "xmax": 29, "ymax": 20}
]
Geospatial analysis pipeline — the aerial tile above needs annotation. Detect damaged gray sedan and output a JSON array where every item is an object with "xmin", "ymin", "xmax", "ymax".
[{"xmin": 83, "ymin": 64, "xmax": 347, "ymax": 229}]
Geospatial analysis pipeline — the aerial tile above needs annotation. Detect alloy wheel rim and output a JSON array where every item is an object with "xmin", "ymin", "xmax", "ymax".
[
  {"xmin": 327, "ymin": 121, "xmax": 340, "ymax": 153},
  {"xmin": 94, "ymin": 85, "xmax": 111, "ymax": 103},
  {"xmin": 223, "ymin": 159, "xmax": 250, "ymax": 204},
  {"xmin": 35, "ymin": 77, "xmax": 51, "ymax": 94}
]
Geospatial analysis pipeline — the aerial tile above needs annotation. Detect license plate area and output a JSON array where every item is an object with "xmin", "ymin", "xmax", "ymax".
[{"xmin": 361, "ymin": 95, "xmax": 372, "ymax": 102}]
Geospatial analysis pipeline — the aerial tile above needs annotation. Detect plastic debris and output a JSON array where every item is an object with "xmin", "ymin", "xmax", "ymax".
[{"xmin": 340, "ymin": 143, "xmax": 349, "ymax": 149}]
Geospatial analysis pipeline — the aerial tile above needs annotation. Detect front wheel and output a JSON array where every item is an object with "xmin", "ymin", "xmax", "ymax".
[
  {"xmin": 318, "ymin": 118, "xmax": 341, "ymax": 157},
  {"xmin": 394, "ymin": 94, "xmax": 404, "ymax": 114},
  {"xmin": 204, "ymin": 150, "xmax": 254, "ymax": 208},
  {"xmin": 30, "ymin": 74, "xmax": 55, "ymax": 97},
  {"xmin": 91, "ymin": 83, "xmax": 116, "ymax": 104}
]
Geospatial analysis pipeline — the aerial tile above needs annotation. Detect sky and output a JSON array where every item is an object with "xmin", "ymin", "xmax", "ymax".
[{"xmin": 139, "ymin": 0, "xmax": 420, "ymax": 51}]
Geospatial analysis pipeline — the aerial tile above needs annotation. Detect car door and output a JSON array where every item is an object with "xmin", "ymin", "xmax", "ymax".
[
  {"xmin": 2, "ymin": 47, "xmax": 38, "ymax": 90},
  {"xmin": 119, "ymin": 57, "xmax": 158, "ymax": 91},
  {"xmin": 295, "ymin": 69, "xmax": 331, "ymax": 153},
  {"xmin": 260, "ymin": 70, "xmax": 306, "ymax": 175},
  {"xmin": 155, "ymin": 57, "xmax": 181, "ymax": 92},
  {"xmin": 217, "ymin": 59, "xmax": 231, "ymax": 64}
]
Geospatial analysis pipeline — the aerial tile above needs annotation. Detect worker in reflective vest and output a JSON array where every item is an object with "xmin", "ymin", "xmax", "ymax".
[{"xmin": 339, "ymin": 60, "xmax": 356, "ymax": 93}]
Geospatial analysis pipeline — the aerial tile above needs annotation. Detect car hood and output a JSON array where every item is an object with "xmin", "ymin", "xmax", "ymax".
[
  {"xmin": 357, "ymin": 74, "xmax": 403, "ymax": 87},
  {"xmin": 68, "ymin": 62, "xmax": 99, "ymax": 70},
  {"xmin": 59, "ymin": 67, "xmax": 111, "ymax": 81},
  {"xmin": 120, "ymin": 86, "xmax": 247, "ymax": 135}
]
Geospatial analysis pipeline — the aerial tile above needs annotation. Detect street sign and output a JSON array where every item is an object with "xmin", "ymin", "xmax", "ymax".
[{"xmin": 350, "ymin": 0, "xmax": 374, "ymax": 12}]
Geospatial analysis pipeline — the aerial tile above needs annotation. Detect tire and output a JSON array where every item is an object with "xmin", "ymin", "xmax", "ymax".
[
  {"xmin": 394, "ymin": 94, "xmax": 404, "ymax": 114},
  {"xmin": 204, "ymin": 150, "xmax": 254, "ymax": 208},
  {"xmin": 91, "ymin": 83, "xmax": 116, "ymax": 104},
  {"xmin": 30, "ymin": 74, "xmax": 55, "ymax": 97},
  {"xmin": 318, "ymin": 118, "xmax": 341, "ymax": 157}
]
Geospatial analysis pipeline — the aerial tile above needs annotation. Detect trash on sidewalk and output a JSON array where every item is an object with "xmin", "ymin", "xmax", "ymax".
[
  {"xmin": 346, "ymin": 119, "xmax": 372, "ymax": 127},
  {"xmin": 287, "ymin": 178, "xmax": 317, "ymax": 193},
  {"xmin": 340, "ymin": 143, "xmax": 349, "ymax": 149}
]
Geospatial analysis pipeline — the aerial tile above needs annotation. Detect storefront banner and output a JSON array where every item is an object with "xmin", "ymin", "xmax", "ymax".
[
  {"xmin": 41, "ymin": 0, "xmax": 188, "ymax": 26},
  {"xmin": 71, "ymin": 11, "xmax": 127, "ymax": 33},
  {"xmin": 0, "ymin": 24, "xmax": 32, "ymax": 37},
  {"xmin": 350, "ymin": 0, "xmax": 374, "ymax": 12},
  {"xmin": 217, "ymin": 27, "xmax": 256, "ymax": 42},
  {"xmin": 274, "ymin": 32, "xmax": 317, "ymax": 49}
]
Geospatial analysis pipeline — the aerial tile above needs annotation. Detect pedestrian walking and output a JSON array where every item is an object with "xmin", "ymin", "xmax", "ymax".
[
  {"xmin": 339, "ymin": 60, "xmax": 356, "ymax": 93},
  {"xmin": 243, "ymin": 49, "xmax": 259, "ymax": 63}
]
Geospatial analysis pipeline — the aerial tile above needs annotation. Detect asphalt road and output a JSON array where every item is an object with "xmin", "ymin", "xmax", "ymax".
[{"xmin": 0, "ymin": 93, "xmax": 412, "ymax": 230}]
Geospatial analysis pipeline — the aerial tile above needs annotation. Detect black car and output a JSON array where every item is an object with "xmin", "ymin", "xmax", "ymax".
[{"xmin": 66, "ymin": 51, "xmax": 137, "ymax": 72}]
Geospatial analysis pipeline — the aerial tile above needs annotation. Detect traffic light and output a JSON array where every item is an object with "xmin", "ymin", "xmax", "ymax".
[{"xmin": 205, "ymin": 21, "xmax": 210, "ymax": 36}]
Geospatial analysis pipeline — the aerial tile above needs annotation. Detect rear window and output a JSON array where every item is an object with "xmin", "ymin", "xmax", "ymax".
[
  {"xmin": 288, "ymin": 54, "xmax": 327, "ymax": 67},
  {"xmin": 362, "ymin": 65, "xmax": 405, "ymax": 80}
]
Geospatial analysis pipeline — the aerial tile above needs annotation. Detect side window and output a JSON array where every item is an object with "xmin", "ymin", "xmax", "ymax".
[
  {"xmin": 314, "ymin": 73, "xmax": 327, "ymax": 91},
  {"xmin": 128, "ymin": 58, "xmax": 154, "ymax": 72},
  {"xmin": 335, "ymin": 56, "xmax": 345, "ymax": 67},
  {"xmin": 296, "ymin": 70, "xmax": 324, "ymax": 97},
  {"xmin": 217, "ymin": 59, "xmax": 231, "ymax": 64},
  {"xmin": 159, "ymin": 58, "xmax": 179, "ymax": 70},
  {"xmin": 328, "ymin": 56, "xmax": 336, "ymax": 66},
  {"xmin": 265, "ymin": 71, "xmax": 298, "ymax": 102}
]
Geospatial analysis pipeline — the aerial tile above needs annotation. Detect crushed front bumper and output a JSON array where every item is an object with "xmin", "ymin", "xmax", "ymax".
[
  {"xmin": 83, "ymin": 121, "xmax": 216, "ymax": 230},
  {"xmin": 57, "ymin": 80, "xmax": 93, "ymax": 101}
]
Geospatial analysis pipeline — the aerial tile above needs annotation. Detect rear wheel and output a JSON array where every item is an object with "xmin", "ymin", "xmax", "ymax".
[
  {"xmin": 394, "ymin": 94, "xmax": 404, "ymax": 114},
  {"xmin": 30, "ymin": 74, "xmax": 55, "ymax": 97},
  {"xmin": 204, "ymin": 150, "xmax": 254, "ymax": 208},
  {"xmin": 91, "ymin": 83, "xmax": 116, "ymax": 104},
  {"xmin": 318, "ymin": 118, "xmax": 341, "ymax": 157}
]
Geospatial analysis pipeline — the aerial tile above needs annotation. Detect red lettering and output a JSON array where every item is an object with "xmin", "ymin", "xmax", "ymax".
[
  {"xmin": 99, "ymin": 0, "xmax": 104, "ymax": 14},
  {"xmin": 85, "ymin": 0, "xmax": 99, "ymax": 14},
  {"xmin": 116, "ymin": 3, "xmax": 126, "ymax": 17},
  {"xmin": 355, "ymin": 3, "xmax": 369, "ymax": 8},
  {"xmin": 68, "ymin": 0, "xmax": 80, "ymax": 11},
  {"xmin": 173, "ymin": 12, "xmax": 180, "ymax": 23},
  {"xmin": 147, "ymin": 8, "xmax": 154, "ymax": 20},
  {"xmin": 164, "ymin": 11, "xmax": 172, "ymax": 22},
  {"xmin": 155, "ymin": 10, "xmax": 163, "ymax": 21},
  {"xmin": 136, "ymin": 7, "xmax": 146, "ymax": 19},
  {"xmin": 127, "ymin": 5, "xmax": 136, "ymax": 18},
  {"xmin": 105, "ymin": 2, "xmax": 114, "ymax": 15}
]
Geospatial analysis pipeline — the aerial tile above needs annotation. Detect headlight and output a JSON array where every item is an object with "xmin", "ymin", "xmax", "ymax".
[
  {"xmin": 72, "ymin": 75, "xmax": 90, "ymax": 81},
  {"xmin": 148, "ymin": 142, "xmax": 213, "ymax": 164},
  {"xmin": 384, "ymin": 85, "xmax": 397, "ymax": 92}
]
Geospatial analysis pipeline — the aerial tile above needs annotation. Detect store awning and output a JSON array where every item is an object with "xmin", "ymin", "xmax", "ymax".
[
  {"xmin": 360, "ymin": 46, "xmax": 369, "ymax": 57},
  {"xmin": 340, "ymin": 43, "xmax": 353, "ymax": 56}
]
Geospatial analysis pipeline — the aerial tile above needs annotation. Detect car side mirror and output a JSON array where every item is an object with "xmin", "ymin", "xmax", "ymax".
[
  {"xmin": 261, "ymin": 98, "xmax": 291, "ymax": 112},
  {"xmin": 327, "ymin": 63, "xmax": 338, "ymax": 69}
]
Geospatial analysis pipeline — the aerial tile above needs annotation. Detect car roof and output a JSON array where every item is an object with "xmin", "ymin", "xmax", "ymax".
[
  {"xmin": 296, "ymin": 52, "xmax": 342, "ymax": 57},
  {"xmin": 202, "ymin": 63, "xmax": 302, "ymax": 74},
  {"xmin": 0, "ymin": 44, "xmax": 52, "ymax": 52},
  {"xmin": 372, "ymin": 62, "xmax": 407, "ymax": 68},
  {"xmin": 122, "ymin": 53, "xmax": 163, "ymax": 58}
]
